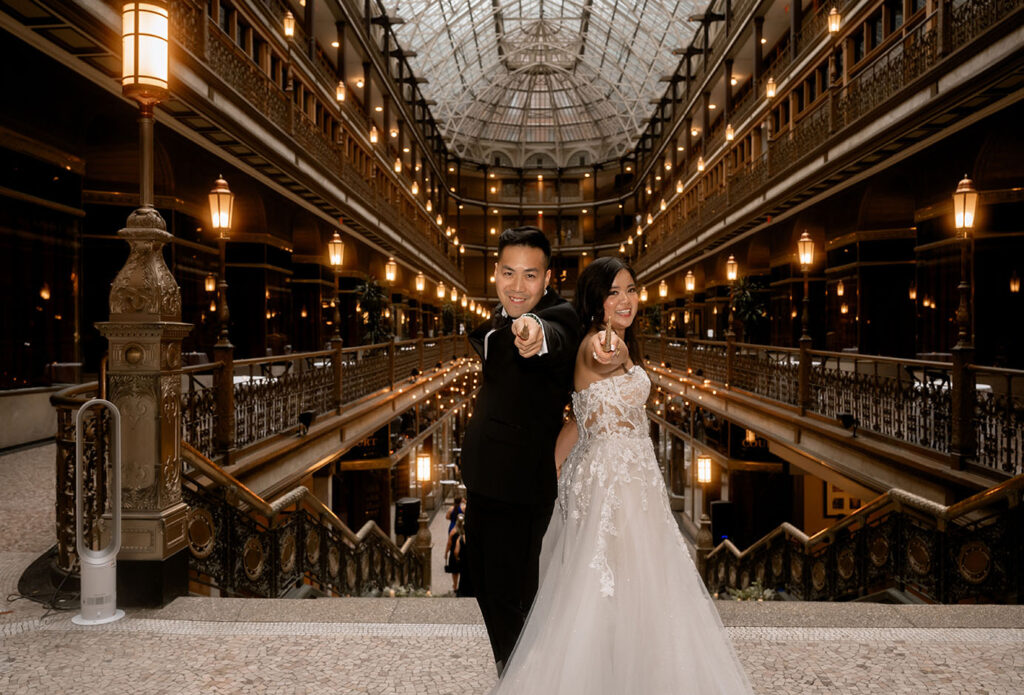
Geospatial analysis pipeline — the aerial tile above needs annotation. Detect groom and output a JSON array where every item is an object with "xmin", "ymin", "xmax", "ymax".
[{"xmin": 461, "ymin": 226, "xmax": 580, "ymax": 675}]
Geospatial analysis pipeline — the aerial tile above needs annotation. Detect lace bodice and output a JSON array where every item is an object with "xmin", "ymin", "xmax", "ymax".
[
  {"xmin": 571, "ymin": 365, "xmax": 651, "ymax": 442},
  {"xmin": 558, "ymin": 365, "xmax": 684, "ymax": 598}
]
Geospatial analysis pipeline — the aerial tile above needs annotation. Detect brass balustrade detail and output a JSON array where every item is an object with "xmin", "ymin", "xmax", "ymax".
[
  {"xmin": 640, "ymin": 335, "xmax": 1024, "ymax": 475},
  {"xmin": 704, "ymin": 473, "xmax": 1024, "ymax": 603},
  {"xmin": 51, "ymin": 338, "xmax": 472, "ymax": 574}
]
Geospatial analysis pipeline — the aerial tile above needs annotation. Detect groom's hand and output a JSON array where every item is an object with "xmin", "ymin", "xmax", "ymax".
[{"xmin": 512, "ymin": 315, "xmax": 544, "ymax": 358}]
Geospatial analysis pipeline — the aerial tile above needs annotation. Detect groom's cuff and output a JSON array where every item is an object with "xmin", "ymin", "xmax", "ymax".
[{"xmin": 521, "ymin": 312, "xmax": 549, "ymax": 356}]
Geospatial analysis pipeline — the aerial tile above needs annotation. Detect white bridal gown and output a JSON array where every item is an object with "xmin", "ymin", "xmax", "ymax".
[{"xmin": 491, "ymin": 365, "xmax": 753, "ymax": 694}]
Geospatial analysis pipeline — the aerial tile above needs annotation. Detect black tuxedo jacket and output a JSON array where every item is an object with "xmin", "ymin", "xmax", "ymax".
[{"xmin": 461, "ymin": 290, "xmax": 581, "ymax": 505}]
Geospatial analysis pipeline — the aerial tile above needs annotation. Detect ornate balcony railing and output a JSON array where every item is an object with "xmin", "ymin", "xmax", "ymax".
[
  {"xmin": 51, "ymin": 337, "xmax": 472, "ymax": 572},
  {"xmin": 50, "ymin": 383, "xmax": 109, "ymax": 573},
  {"xmin": 182, "ymin": 444, "xmax": 428, "ymax": 597},
  {"xmin": 810, "ymin": 351, "xmax": 953, "ymax": 454},
  {"xmin": 636, "ymin": 0, "xmax": 1024, "ymax": 275},
  {"xmin": 640, "ymin": 334, "xmax": 1024, "ymax": 475},
  {"xmin": 168, "ymin": 0, "xmax": 457, "ymax": 275},
  {"xmin": 971, "ymin": 365, "xmax": 1024, "ymax": 475},
  {"xmin": 703, "ymin": 474, "xmax": 1024, "ymax": 603}
]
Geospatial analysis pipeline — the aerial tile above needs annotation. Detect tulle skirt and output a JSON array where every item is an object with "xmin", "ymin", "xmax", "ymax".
[{"xmin": 490, "ymin": 434, "xmax": 753, "ymax": 695}]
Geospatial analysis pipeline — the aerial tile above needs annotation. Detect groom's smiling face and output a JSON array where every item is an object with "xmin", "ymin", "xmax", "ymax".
[{"xmin": 494, "ymin": 245, "xmax": 551, "ymax": 318}]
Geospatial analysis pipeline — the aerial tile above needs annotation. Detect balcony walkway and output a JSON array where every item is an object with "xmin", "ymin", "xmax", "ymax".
[{"xmin": 4, "ymin": 445, "xmax": 1024, "ymax": 693}]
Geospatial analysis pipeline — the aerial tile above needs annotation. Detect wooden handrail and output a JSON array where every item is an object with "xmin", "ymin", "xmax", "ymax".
[
  {"xmin": 181, "ymin": 440, "xmax": 414, "ymax": 554},
  {"xmin": 707, "ymin": 471, "xmax": 1024, "ymax": 562}
]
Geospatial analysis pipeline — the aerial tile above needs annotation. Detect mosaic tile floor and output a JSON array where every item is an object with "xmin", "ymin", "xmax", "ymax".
[{"xmin": 3, "ymin": 444, "xmax": 1024, "ymax": 693}]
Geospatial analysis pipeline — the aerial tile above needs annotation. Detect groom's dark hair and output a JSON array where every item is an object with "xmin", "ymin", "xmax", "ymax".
[{"xmin": 498, "ymin": 226, "xmax": 551, "ymax": 269}]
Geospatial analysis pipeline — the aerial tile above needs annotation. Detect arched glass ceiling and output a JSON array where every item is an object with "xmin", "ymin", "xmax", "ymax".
[{"xmin": 390, "ymin": 0, "xmax": 705, "ymax": 168}]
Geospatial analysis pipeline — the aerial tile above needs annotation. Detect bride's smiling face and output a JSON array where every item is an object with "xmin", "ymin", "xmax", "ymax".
[{"xmin": 602, "ymin": 268, "xmax": 639, "ymax": 332}]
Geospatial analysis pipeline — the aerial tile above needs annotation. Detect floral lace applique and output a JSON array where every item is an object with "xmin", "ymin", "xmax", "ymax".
[{"xmin": 557, "ymin": 367, "xmax": 660, "ymax": 597}]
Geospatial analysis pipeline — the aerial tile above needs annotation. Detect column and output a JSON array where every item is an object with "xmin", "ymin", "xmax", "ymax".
[{"xmin": 97, "ymin": 206, "xmax": 192, "ymax": 607}]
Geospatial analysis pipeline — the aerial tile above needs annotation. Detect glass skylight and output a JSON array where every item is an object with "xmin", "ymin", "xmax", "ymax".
[{"xmin": 390, "ymin": 0, "xmax": 705, "ymax": 167}]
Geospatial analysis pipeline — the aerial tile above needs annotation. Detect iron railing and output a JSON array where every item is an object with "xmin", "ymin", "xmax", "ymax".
[
  {"xmin": 704, "ymin": 475, "xmax": 1024, "ymax": 603},
  {"xmin": 641, "ymin": 335, "xmax": 1024, "ymax": 475},
  {"xmin": 182, "ymin": 444, "xmax": 427, "ymax": 597}
]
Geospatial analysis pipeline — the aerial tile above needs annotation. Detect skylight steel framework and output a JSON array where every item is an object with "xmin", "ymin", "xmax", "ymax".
[{"xmin": 390, "ymin": 0, "xmax": 704, "ymax": 168}]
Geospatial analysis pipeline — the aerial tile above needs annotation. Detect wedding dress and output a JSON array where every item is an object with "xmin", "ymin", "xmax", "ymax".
[{"xmin": 491, "ymin": 365, "xmax": 753, "ymax": 694}]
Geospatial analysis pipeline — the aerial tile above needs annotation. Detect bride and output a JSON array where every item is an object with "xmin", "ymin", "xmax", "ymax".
[{"xmin": 490, "ymin": 257, "xmax": 753, "ymax": 694}]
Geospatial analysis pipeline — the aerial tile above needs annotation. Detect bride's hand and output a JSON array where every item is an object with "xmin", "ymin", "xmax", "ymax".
[{"xmin": 589, "ymin": 330, "xmax": 627, "ymax": 367}]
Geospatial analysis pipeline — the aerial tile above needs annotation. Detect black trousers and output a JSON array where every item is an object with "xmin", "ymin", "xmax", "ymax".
[{"xmin": 466, "ymin": 491, "xmax": 555, "ymax": 669}]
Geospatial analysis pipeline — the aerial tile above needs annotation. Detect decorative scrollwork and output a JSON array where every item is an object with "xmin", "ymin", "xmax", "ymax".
[
  {"xmin": 187, "ymin": 507, "xmax": 216, "ymax": 559},
  {"xmin": 907, "ymin": 535, "xmax": 932, "ymax": 575},
  {"xmin": 956, "ymin": 540, "xmax": 991, "ymax": 585},
  {"xmin": 243, "ymin": 536, "xmax": 265, "ymax": 581}
]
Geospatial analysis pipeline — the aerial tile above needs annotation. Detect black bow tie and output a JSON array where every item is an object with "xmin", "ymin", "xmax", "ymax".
[{"xmin": 491, "ymin": 308, "xmax": 510, "ymax": 331}]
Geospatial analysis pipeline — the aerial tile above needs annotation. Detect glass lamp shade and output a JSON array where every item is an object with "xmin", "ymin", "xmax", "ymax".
[
  {"xmin": 411, "ymin": 181, "xmax": 419, "ymax": 195},
  {"xmin": 436, "ymin": 214, "xmax": 443, "ymax": 226},
  {"xmin": 1011, "ymin": 272, "xmax": 1020, "ymax": 294},
  {"xmin": 121, "ymin": 1, "xmax": 169, "ymax": 103},
  {"xmin": 204, "ymin": 273, "xmax": 216, "ymax": 293},
  {"xmin": 426, "ymin": 200, "xmax": 432, "ymax": 212},
  {"xmin": 283, "ymin": 10, "xmax": 295, "ymax": 36},
  {"xmin": 828, "ymin": 7, "xmax": 841, "ymax": 33},
  {"xmin": 908, "ymin": 282, "xmax": 917, "ymax": 301},
  {"xmin": 619, "ymin": 243, "xmax": 626, "ymax": 254},
  {"xmin": 450, "ymin": 287, "xmax": 458, "ymax": 302},
  {"xmin": 696, "ymin": 455, "xmax": 712, "ymax": 484},
  {"xmin": 369, "ymin": 126, "xmax": 378, "ymax": 143},
  {"xmin": 660, "ymin": 199, "xmax": 667, "ymax": 211},
  {"xmin": 394, "ymin": 158, "xmax": 402, "ymax": 173},
  {"xmin": 659, "ymin": 280, "xmax": 669, "ymax": 298},
  {"xmin": 685, "ymin": 269, "xmax": 696, "ymax": 293},
  {"xmin": 208, "ymin": 176, "xmax": 234, "ymax": 237},
  {"xmin": 469, "ymin": 300, "xmax": 476, "ymax": 312},
  {"xmin": 726, "ymin": 124, "xmax": 735, "ymax": 141},
  {"xmin": 640, "ymin": 286, "xmax": 648, "ymax": 302},
  {"xmin": 798, "ymin": 231, "xmax": 814, "ymax": 268},
  {"xmin": 390, "ymin": 128, "xmax": 399, "ymax": 139},
  {"xmin": 726, "ymin": 255, "xmax": 738, "ymax": 282},
  {"xmin": 328, "ymin": 231, "xmax": 344, "ymax": 267},
  {"xmin": 953, "ymin": 175, "xmax": 978, "ymax": 232},
  {"xmin": 646, "ymin": 213, "xmax": 654, "ymax": 225},
  {"xmin": 766, "ymin": 76, "xmax": 777, "ymax": 99},
  {"xmin": 461, "ymin": 295, "xmax": 468, "ymax": 308},
  {"xmin": 415, "ymin": 272, "xmax": 425, "ymax": 293},
  {"xmin": 385, "ymin": 257, "xmax": 397, "ymax": 283},
  {"xmin": 676, "ymin": 180, "xmax": 684, "ymax": 194},
  {"xmin": 436, "ymin": 281, "xmax": 446, "ymax": 299},
  {"xmin": 416, "ymin": 454, "xmax": 431, "ymax": 483},
  {"xmin": 336, "ymin": 81, "xmax": 346, "ymax": 101},
  {"xmin": 837, "ymin": 280, "xmax": 845, "ymax": 297},
  {"xmin": 697, "ymin": 156, "xmax": 706, "ymax": 172},
  {"xmin": 636, "ymin": 224, "xmax": 643, "ymax": 237}
]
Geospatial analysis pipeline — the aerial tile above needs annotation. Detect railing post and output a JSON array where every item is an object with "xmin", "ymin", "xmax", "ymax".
[
  {"xmin": 949, "ymin": 347, "xmax": 976, "ymax": 470},
  {"xmin": 726, "ymin": 332, "xmax": 735, "ymax": 388},
  {"xmin": 213, "ymin": 341, "xmax": 236, "ymax": 464},
  {"xmin": 388, "ymin": 337, "xmax": 397, "ymax": 389},
  {"xmin": 415, "ymin": 512, "xmax": 432, "ymax": 592},
  {"xmin": 330, "ymin": 337, "xmax": 344, "ymax": 414},
  {"xmin": 696, "ymin": 513, "xmax": 713, "ymax": 581},
  {"xmin": 799, "ymin": 335, "xmax": 812, "ymax": 414},
  {"xmin": 937, "ymin": 0, "xmax": 951, "ymax": 57}
]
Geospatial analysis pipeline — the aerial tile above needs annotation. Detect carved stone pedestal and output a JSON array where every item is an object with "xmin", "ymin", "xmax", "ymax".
[{"xmin": 96, "ymin": 207, "xmax": 193, "ymax": 607}]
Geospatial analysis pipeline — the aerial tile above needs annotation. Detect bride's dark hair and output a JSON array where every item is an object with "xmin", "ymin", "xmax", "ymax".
[{"xmin": 574, "ymin": 257, "xmax": 642, "ymax": 369}]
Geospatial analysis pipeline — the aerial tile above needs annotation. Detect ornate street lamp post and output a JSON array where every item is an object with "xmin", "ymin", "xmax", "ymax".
[
  {"xmin": 950, "ymin": 175, "xmax": 978, "ymax": 468},
  {"xmin": 93, "ymin": 0, "xmax": 192, "ymax": 603},
  {"xmin": 797, "ymin": 231, "xmax": 815, "ymax": 413},
  {"xmin": 328, "ymin": 230, "xmax": 345, "ymax": 341},
  {"xmin": 685, "ymin": 269, "xmax": 696, "ymax": 338},
  {"xmin": 725, "ymin": 255, "xmax": 738, "ymax": 339},
  {"xmin": 695, "ymin": 453, "xmax": 714, "ymax": 579},
  {"xmin": 208, "ymin": 176, "xmax": 234, "ymax": 346},
  {"xmin": 798, "ymin": 231, "xmax": 814, "ymax": 343}
]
